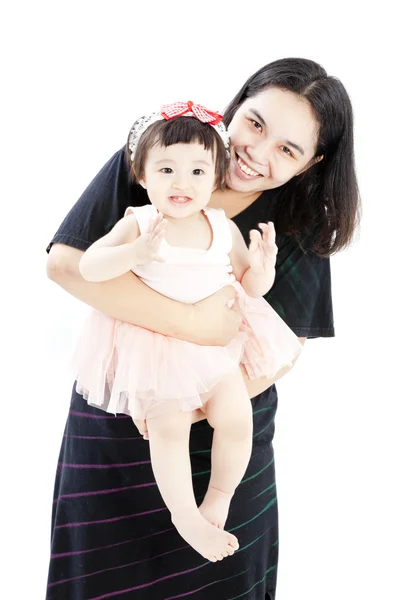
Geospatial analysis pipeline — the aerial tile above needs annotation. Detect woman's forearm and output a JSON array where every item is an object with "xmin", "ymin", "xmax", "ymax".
[
  {"xmin": 242, "ymin": 337, "xmax": 306, "ymax": 398},
  {"xmin": 247, "ymin": 379, "xmax": 273, "ymax": 398},
  {"xmin": 242, "ymin": 365, "xmax": 291, "ymax": 398},
  {"xmin": 47, "ymin": 244, "xmax": 194, "ymax": 341}
]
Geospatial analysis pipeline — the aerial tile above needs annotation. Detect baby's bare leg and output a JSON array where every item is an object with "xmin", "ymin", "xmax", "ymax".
[
  {"xmin": 199, "ymin": 368, "xmax": 253, "ymax": 529},
  {"xmin": 146, "ymin": 409, "xmax": 239, "ymax": 562}
]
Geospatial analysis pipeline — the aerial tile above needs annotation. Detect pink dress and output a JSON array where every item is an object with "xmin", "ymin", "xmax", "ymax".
[{"xmin": 72, "ymin": 205, "xmax": 302, "ymax": 419}]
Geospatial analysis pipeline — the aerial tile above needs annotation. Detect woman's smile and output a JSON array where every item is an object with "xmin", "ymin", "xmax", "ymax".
[{"xmin": 235, "ymin": 153, "xmax": 264, "ymax": 178}]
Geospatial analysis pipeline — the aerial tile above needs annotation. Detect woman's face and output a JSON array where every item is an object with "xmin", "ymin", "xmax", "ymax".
[{"xmin": 226, "ymin": 87, "xmax": 321, "ymax": 194}]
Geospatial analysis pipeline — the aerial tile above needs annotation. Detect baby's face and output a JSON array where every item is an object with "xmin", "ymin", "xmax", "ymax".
[{"xmin": 139, "ymin": 142, "xmax": 216, "ymax": 219}]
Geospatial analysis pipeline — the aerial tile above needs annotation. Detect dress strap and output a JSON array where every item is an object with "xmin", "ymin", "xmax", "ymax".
[
  {"xmin": 124, "ymin": 204, "xmax": 158, "ymax": 235},
  {"xmin": 203, "ymin": 207, "xmax": 233, "ymax": 254}
]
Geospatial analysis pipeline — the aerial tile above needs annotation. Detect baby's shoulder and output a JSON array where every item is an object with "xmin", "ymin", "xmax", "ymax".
[
  {"xmin": 125, "ymin": 204, "xmax": 157, "ymax": 234},
  {"xmin": 124, "ymin": 204, "xmax": 156, "ymax": 219},
  {"xmin": 204, "ymin": 206, "xmax": 226, "ymax": 217},
  {"xmin": 203, "ymin": 206, "xmax": 229, "ymax": 229},
  {"xmin": 203, "ymin": 207, "xmax": 233, "ymax": 252}
]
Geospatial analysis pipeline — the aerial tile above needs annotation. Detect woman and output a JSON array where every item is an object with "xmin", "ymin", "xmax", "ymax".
[{"xmin": 45, "ymin": 57, "xmax": 360, "ymax": 599}]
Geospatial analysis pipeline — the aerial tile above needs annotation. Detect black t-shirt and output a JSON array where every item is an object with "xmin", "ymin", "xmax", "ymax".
[{"xmin": 47, "ymin": 147, "xmax": 334, "ymax": 339}]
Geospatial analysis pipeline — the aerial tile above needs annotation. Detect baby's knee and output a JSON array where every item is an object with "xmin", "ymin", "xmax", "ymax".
[
  {"xmin": 210, "ymin": 409, "xmax": 253, "ymax": 439},
  {"xmin": 147, "ymin": 410, "xmax": 191, "ymax": 441}
]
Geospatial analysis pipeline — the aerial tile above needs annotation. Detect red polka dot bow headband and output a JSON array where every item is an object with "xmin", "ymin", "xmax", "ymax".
[
  {"xmin": 128, "ymin": 101, "xmax": 230, "ymax": 161},
  {"xmin": 160, "ymin": 101, "xmax": 223, "ymax": 125}
]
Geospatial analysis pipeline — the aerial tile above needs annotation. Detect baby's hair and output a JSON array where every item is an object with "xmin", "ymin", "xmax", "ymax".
[{"xmin": 125, "ymin": 117, "xmax": 229, "ymax": 189}]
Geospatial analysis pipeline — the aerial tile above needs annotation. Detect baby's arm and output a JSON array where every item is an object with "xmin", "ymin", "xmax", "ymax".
[
  {"xmin": 228, "ymin": 220, "xmax": 277, "ymax": 297},
  {"xmin": 79, "ymin": 212, "xmax": 166, "ymax": 282}
]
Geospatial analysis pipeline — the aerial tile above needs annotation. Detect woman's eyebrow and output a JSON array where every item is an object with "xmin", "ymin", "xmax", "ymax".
[
  {"xmin": 249, "ymin": 108, "xmax": 267, "ymax": 128},
  {"xmin": 249, "ymin": 108, "xmax": 305, "ymax": 155},
  {"xmin": 284, "ymin": 140, "xmax": 304, "ymax": 155}
]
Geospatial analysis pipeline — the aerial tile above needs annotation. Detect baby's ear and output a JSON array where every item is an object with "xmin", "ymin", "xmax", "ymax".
[{"xmin": 138, "ymin": 178, "xmax": 147, "ymax": 189}]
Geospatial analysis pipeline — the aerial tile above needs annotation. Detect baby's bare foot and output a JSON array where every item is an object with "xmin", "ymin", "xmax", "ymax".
[
  {"xmin": 171, "ymin": 508, "xmax": 238, "ymax": 562},
  {"xmin": 199, "ymin": 486, "xmax": 233, "ymax": 529}
]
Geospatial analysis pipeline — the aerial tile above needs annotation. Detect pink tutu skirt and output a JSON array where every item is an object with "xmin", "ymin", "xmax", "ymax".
[{"xmin": 71, "ymin": 283, "xmax": 302, "ymax": 419}]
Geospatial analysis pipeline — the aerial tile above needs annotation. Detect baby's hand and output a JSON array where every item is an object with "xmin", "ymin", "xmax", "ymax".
[
  {"xmin": 133, "ymin": 212, "xmax": 167, "ymax": 266},
  {"xmin": 248, "ymin": 222, "xmax": 278, "ymax": 274}
]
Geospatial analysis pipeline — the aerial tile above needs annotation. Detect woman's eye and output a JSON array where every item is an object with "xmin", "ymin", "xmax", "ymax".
[
  {"xmin": 192, "ymin": 169, "xmax": 204, "ymax": 175},
  {"xmin": 251, "ymin": 119, "xmax": 262, "ymax": 132},
  {"xmin": 160, "ymin": 168, "xmax": 173, "ymax": 173},
  {"xmin": 281, "ymin": 146, "xmax": 293, "ymax": 157}
]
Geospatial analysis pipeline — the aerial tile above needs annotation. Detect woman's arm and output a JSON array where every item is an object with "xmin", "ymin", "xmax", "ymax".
[
  {"xmin": 242, "ymin": 336, "xmax": 306, "ymax": 398},
  {"xmin": 47, "ymin": 244, "xmax": 242, "ymax": 346}
]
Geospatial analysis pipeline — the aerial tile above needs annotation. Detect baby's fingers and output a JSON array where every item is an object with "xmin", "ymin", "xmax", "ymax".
[
  {"xmin": 249, "ymin": 229, "xmax": 262, "ymax": 252},
  {"xmin": 153, "ymin": 222, "xmax": 168, "ymax": 240},
  {"xmin": 153, "ymin": 212, "xmax": 164, "ymax": 228},
  {"xmin": 150, "ymin": 218, "xmax": 168, "ymax": 243},
  {"xmin": 148, "ymin": 212, "xmax": 164, "ymax": 235},
  {"xmin": 258, "ymin": 222, "xmax": 276, "ymax": 245}
]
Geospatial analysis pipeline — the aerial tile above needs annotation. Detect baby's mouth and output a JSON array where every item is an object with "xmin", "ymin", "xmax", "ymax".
[{"xmin": 168, "ymin": 196, "xmax": 192, "ymax": 204}]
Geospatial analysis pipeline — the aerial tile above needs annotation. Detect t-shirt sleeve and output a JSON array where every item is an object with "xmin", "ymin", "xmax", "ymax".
[
  {"xmin": 265, "ymin": 234, "xmax": 335, "ymax": 339},
  {"xmin": 46, "ymin": 147, "xmax": 148, "ymax": 253}
]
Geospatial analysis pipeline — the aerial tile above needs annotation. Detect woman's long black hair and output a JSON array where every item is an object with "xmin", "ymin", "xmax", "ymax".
[{"xmin": 224, "ymin": 58, "xmax": 361, "ymax": 256}]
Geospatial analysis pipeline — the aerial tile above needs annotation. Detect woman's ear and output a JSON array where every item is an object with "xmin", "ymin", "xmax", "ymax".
[
  {"xmin": 296, "ymin": 155, "xmax": 324, "ymax": 176},
  {"xmin": 139, "ymin": 178, "xmax": 147, "ymax": 189}
]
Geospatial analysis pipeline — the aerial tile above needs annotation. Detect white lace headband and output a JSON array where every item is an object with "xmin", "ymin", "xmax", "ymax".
[{"xmin": 128, "ymin": 101, "xmax": 230, "ymax": 161}]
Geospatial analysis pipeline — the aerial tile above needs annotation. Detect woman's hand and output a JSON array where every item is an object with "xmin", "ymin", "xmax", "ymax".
[{"xmin": 189, "ymin": 286, "xmax": 242, "ymax": 346}]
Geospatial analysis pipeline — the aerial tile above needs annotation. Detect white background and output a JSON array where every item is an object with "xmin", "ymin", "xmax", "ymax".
[{"xmin": 2, "ymin": 2, "xmax": 399, "ymax": 599}]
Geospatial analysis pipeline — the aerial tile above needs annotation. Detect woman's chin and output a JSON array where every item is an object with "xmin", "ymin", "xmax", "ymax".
[{"xmin": 226, "ymin": 170, "xmax": 263, "ymax": 194}]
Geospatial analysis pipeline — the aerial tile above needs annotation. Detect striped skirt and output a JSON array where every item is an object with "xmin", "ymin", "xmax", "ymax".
[{"xmin": 46, "ymin": 383, "xmax": 279, "ymax": 599}]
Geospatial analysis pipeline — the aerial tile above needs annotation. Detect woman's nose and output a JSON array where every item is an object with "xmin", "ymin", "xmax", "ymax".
[{"xmin": 245, "ymin": 144, "xmax": 271, "ymax": 177}]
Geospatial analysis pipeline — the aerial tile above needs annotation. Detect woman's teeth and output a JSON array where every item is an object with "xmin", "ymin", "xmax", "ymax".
[{"xmin": 237, "ymin": 155, "xmax": 261, "ymax": 177}]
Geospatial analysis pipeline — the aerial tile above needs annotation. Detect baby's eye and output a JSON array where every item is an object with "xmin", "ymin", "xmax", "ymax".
[
  {"xmin": 192, "ymin": 169, "xmax": 204, "ymax": 175},
  {"xmin": 160, "ymin": 168, "xmax": 173, "ymax": 173}
]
